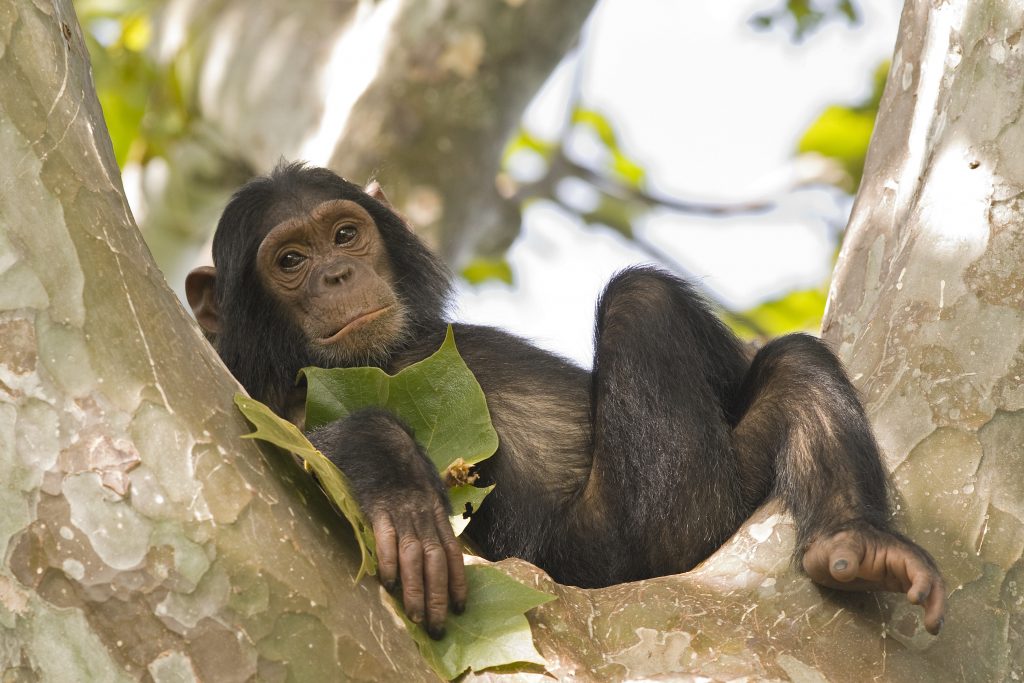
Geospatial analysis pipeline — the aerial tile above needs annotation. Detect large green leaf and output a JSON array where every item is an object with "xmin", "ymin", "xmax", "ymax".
[
  {"xmin": 302, "ymin": 326, "xmax": 499, "ymax": 472},
  {"xmin": 237, "ymin": 329, "xmax": 554, "ymax": 678},
  {"xmin": 449, "ymin": 484, "xmax": 496, "ymax": 536},
  {"xmin": 404, "ymin": 565, "xmax": 556, "ymax": 679},
  {"xmin": 234, "ymin": 395, "xmax": 377, "ymax": 581}
]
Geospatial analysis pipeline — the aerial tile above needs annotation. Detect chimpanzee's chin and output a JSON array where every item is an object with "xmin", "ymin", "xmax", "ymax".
[{"xmin": 305, "ymin": 338, "xmax": 391, "ymax": 369}]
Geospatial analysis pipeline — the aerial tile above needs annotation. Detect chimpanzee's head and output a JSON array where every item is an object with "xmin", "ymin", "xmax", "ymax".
[{"xmin": 186, "ymin": 162, "xmax": 451, "ymax": 409}]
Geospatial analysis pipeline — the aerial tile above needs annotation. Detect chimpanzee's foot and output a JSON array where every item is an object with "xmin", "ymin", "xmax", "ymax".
[{"xmin": 802, "ymin": 526, "xmax": 946, "ymax": 635}]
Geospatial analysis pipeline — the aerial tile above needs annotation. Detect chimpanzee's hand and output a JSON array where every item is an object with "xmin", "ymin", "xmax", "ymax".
[
  {"xmin": 308, "ymin": 407, "xmax": 467, "ymax": 639},
  {"xmin": 368, "ymin": 495, "xmax": 466, "ymax": 639}
]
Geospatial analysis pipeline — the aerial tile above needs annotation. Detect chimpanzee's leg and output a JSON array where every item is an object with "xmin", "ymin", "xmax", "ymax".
[
  {"xmin": 732, "ymin": 335, "xmax": 945, "ymax": 633},
  {"xmin": 583, "ymin": 267, "xmax": 753, "ymax": 579},
  {"xmin": 583, "ymin": 266, "xmax": 945, "ymax": 633}
]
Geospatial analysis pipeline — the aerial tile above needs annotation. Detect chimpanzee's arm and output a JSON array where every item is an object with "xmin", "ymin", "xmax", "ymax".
[{"xmin": 307, "ymin": 408, "xmax": 466, "ymax": 639}]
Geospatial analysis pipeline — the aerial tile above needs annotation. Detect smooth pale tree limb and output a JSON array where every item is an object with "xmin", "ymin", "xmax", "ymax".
[
  {"xmin": 4, "ymin": 0, "xmax": 1020, "ymax": 680},
  {"xmin": 0, "ymin": 2, "xmax": 433, "ymax": 679},
  {"xmin": 823, "ymin": 1, "xmax": 1024, "ymax": 678}
]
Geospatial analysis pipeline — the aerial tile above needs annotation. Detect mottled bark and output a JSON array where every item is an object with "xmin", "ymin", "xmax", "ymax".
[
  {"xmin": 5, "ymin": 0, "xmax": 1018, "ymax": 681},
  {"xmin": 823, "ymin": 0, "xmax": 1024, "ymax": 679},
  {"xmin": 0, "ymin": 2, "xmax": 434, "ymax": 679}
]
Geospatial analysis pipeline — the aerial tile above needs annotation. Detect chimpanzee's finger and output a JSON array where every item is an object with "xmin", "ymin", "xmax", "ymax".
[
  {"xmin": 371, "ymin": 512, "xmax": 399, "ymax": 592},
  {"xmin": 922, "ymin": 575, "xmax": 946, "ymax": 635},
  {"xmin": 416, "ymin": 518, "xmax": 449, "ymax": 640},
  {"xmin": 434, "ymin": 502, "xmax": 467, "ymax": 614},
  {"xmin": 396, "ymin": 523, "xmax": 426, "ymax": 625}
]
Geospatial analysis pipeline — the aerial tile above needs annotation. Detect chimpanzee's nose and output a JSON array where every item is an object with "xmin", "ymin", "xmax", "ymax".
[{"xmin": 322, "ymin": 263, "xmax": 353, "ymax": 286}]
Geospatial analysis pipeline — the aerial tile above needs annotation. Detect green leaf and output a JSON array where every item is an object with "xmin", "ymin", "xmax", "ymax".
[
  {"xmin": 238, "ymin": 330, "xmax": 554, "ymax": 679},
  {"xmin": 838, "ymin": 0, "xmax": 859, "ymax": 23},
  {"xmin": 747, "ymin": 0, "xmax": 858, "ymax": 42},
  {"xmin": 573, "ymin": 107, "xmax": 648, "ymax": 189},
  {"xmin": 233, "ymin": 394, "xmax": 377, "ymax": 581},
  {"xmin": 572, "ymin": 108, "xmax": 619, "ymax": 151},
  {"xmin": 798, "ymin": 104, "xmax": 875, "ymax": 188},
  {"xmin": 462, "ymin": 258, "xmax": 514, "ymax": 285},
  {"xmin": 405, "ymin": 565, "xmax": 556, "ymax": 679},
  {"xmin": 502, "ymin": 127, "xmax": 557, "ymax": 165},
  {"xmin": 449, "ymin": 484, "xmax": 495, "ymax": 536},
  {"xmin": 796, "ymin": 60, "xmax": 887, "ymax": 190},
  {"xmin": 611, "ymin": 149, "xmax": 646, "ymax": 188},
  {"xmin": 729, "ymin": 287, "xmax": 829, "ymax": 337},
  {"xmin": 302, "ymin": 326, "xmax": 499, "ymax": 472},
  {"xmin": 581, "ymin": 194, "xmax": 641, "ymax": 239}
]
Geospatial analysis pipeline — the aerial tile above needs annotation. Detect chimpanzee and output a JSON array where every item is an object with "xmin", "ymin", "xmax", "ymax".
[{"xmin": 186, "ymin": 162, "xmax": 946, "ymax": 640}]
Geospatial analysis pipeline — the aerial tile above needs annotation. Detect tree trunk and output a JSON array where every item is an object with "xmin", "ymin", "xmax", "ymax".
[
  {"xmin": 140, "ymin": 0, "xmax": 597, "ymax": 289},
  {"xmin": 823, "ymin": 0, "xmax": 1024, "ymax": 679},
  {"xmin": 0, "ymin": 2, "xmax": 434, "ymax": 679},
  {"xmin": 5, "ymin": 0, "xmax": 1018, "ymax": 680}
]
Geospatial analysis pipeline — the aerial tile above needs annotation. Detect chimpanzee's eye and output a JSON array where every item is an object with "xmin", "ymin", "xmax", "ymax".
[
  {"xmin": 334, "ymin": 225, "xmax": 357, "ymax": 245},
  {"xmin": 278, "ymin": 252, "xmax": 305, "ymax": 270}
]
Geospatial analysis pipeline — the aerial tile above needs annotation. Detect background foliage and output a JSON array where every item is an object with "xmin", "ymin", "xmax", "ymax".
[{"xmin": 76, "ymin": 0, "xmax": 883, "ymax": 340}]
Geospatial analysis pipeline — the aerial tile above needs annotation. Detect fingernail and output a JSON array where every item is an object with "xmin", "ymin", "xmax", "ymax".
[
  {"xmin": 428, "ymin": 625, "xmax": 446, "ymax": 640},
  {"xmin": 833, "ymin": 559, "xmax": 848, "ymax": 571},
  {"xmin": 410, "ymin": 611, "xmax": 423, "ymax": 624},
  {"xmin": 453, "ymin": 601, "xmax": 466, "ymax": 615},
  {"xmin": 383, "ymin": 580, "xmax": 396, "ymax": 593},
  {"xmin": 937, "ymin": 617, "xmax": 944, "ymax": 632}
]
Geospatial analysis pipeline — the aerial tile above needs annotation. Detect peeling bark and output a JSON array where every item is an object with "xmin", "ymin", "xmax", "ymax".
[
  {"xmin": 0, "ymin": 2, "xmax": 434, "ymax": 679},
  {"xmin": 4, "ymin": 0, "xmax": 1020, "ymax": 681},
  {"xmin": 823, "ymin": 1, "xmax": 1024, "ymax": 679}
]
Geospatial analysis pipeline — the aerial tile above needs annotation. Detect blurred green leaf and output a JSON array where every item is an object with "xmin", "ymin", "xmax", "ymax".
[
  {"xmin": 302, "ymin": 326, "xmax": 499, "ymax": 473},
  {"xmin": 749, "ymin": 0, "xmax": 860, "ymax": 42},
  {"xmin": 120, "ymin": 14, "xmax": 151, "ymax": 51},
  {"xmin": 463, "ymin": 258, "xmax": 514, "ymax": 285},
  {"xmin": 76, "ymin": 0, "xmax": 157, "ymax": 15},
  {"xmin": 798, "ymin": 105, "xmax": 874, "ymax": 187},
  {"xmin": 838, "ymin": 0, "xmax": 858, "ymax": 23},
  {"xmin": 405, "ymin": 565, "xmax": 556, "ymax": 679},
  {"xmin": 611, "ymin": 149, "xmax": 645, "ymax": 188},
  {"xmin": 573, "ymin": 108, "xmax": 647, "ymax": 188},
  {"xmin": 727, "ymin": 287, "xmax": 829, "ymax": 338},
  {"xmin": 581, "ymin": 194, "xmax": 642, "ymax": 238},
  {"xmin": 234, "ymin": 394, "xmax": 377, "ymax": 581},
  {"xmin": 797, "ymin": 60, "xmax": 888, "ymax": 190},
  {"xmin": 76, "ymin": 2, "xmax": 191, "ymax": 167},
  {"xmin": 503, "ymin": 128, "xmax": 557, "ymax": 165},
  {"xmin": 572, "ymin": 108, "xmax": 619, "ymax": 150}
]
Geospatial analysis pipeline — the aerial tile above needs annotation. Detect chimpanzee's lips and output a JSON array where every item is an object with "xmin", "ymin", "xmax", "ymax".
[{"xmin": 317, "ymin": 305, "xmax": 394, "ymax": 345}]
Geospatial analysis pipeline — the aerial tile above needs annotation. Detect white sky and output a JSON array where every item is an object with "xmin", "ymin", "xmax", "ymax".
[{"xmin": 455, "ymin": 0, "xmax": 903, "ymax": 366}]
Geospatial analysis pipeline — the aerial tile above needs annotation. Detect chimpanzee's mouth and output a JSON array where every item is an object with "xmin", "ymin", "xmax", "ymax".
[{"xmin": 317, "ymin": 305, "xmax": 394, "ymax": 345}]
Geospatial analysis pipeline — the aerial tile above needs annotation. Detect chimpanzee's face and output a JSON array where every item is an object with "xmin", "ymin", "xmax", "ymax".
[{"xmin": 255, "ymin": 196, "xmax": 409, "ymax": 366}]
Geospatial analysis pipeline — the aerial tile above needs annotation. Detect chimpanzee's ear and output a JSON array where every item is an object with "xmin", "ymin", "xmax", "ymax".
[
  {"xmin": 364, "ymin": 180, "xmax": 392, "ymax": 208},
  {"xmin": 185, "ymin": 266, "xmax": 221, "ymax": 335}
]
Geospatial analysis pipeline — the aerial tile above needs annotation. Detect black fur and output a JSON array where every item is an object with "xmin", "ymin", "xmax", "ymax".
[
  {"xmin": 210, "ymin": 163, "xmax": 906, "ymax": 589},
  {"xmin": 212, "ymin": 163, "xmax": 451, "ymax": 411}
]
